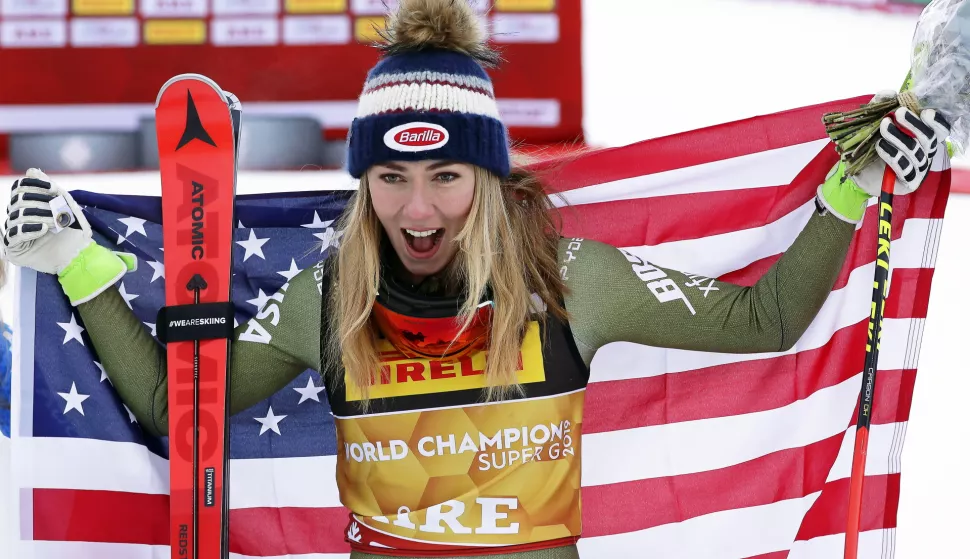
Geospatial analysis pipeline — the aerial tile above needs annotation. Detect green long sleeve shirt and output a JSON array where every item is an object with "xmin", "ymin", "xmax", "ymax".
[{"xmin": 76, "ymin": 207, "xmax": 855, "ymax": 438}]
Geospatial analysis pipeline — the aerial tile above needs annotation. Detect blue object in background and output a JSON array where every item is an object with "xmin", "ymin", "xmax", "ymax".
[{"xmin": 0, "ymin": 321, "xmax": 11, "ymax": 438}]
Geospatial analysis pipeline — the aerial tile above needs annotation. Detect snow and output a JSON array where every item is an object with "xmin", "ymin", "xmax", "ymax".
[{"xmin": 2, "ymin": 0, "xmax": 969, "ymax": 557}]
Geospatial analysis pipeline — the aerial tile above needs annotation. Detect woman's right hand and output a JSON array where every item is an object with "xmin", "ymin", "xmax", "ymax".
[
  {"xmin": 3, "ymin": 168, "xmax": 95, "ymax": 275},
  {"xmin": 2, "ymin": 168, "xmax": 135, "ymax": 306}
]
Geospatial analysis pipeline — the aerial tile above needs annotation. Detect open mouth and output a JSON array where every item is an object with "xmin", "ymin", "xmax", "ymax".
[{"xmin": 403, "ymin": 228, "xmax": 444, "ymax": 258}]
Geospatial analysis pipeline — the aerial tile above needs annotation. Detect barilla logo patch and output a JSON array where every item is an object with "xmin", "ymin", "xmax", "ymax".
[{"xmin": 384, "ymin": 122, "xmax": 450, "ymax": 152}]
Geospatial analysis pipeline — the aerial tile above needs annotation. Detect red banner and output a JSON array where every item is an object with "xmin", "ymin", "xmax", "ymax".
[{"xmin": 0, "ymin": 0, "xmax": 583, "ymax": 155}]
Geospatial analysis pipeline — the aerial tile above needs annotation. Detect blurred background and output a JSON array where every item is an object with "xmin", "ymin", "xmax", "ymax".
[{"xmin": 2, "ymin": 0, "xmax": 969, "ymax": 557}]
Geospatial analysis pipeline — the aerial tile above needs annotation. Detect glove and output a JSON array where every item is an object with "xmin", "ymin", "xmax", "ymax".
[
  {"xmin": 2, "ymin": 168, "xmax": 136, "ymax": 305},
  {"xmin": 4, "ymin": 168, "xmax": 93, "ymax": 274},
  {"xmin": 818, "ymin": 91, "xmax": 951, "ymax": 224},
  {"xmin": 851, "ymin": 103, "xmax": 951, "ymax": 197}
]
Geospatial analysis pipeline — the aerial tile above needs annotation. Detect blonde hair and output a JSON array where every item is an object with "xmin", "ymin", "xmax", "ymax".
[{"xmin": 323, "ymin": 164, "xmax": 568, "ymax": 406}]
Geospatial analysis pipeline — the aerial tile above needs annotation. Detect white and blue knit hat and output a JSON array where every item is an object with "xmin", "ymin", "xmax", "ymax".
[{"xmin": 346, "ymin": 0, "xmax": 511, "ymax": 179}]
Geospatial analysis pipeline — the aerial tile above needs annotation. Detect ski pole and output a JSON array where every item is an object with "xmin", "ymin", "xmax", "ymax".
[{"xmin": 844, "ymin": 163, "xmax": 896, "ymax": 559}]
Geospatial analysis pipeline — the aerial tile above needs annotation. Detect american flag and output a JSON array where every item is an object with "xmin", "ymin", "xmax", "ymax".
[{"xmin": 9, "ymin": 94, "xmax": 950, "ymax": 558}]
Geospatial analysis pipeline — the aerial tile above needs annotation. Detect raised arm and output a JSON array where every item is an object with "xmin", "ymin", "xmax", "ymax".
[
  {"xmin": 562, "ymin": 162, "xmax": 866, "ymax": 364},
  {"xmin": 3, "ymin": 169, "xmax": 323, "ymax": 437},
  {"xmin": 561, "ymin": 100, "xmax": 953, "ymax": 365}
]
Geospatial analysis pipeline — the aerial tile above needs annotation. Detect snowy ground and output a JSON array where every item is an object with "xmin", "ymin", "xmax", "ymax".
[{"xmin": 2, "ymin": 0, "xmax": 969, "ymax": 557}]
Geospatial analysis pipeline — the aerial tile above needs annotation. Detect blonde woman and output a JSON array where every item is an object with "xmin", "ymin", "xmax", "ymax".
[{"xmin": 0, "ymin": 1, "xmax": 950, "ymax": 557}]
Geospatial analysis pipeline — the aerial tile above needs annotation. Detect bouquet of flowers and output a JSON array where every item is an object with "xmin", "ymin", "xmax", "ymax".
[{"xmin": 823, "ymin": 0, "xmax": 970, "ymax": 177}]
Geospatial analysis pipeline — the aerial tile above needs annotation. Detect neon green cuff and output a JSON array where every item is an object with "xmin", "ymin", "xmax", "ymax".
[
  {"xmin": 817, "ymin": 161, "xmax": 871, "ymax": 224},
  {"xmin": 57, "ymin": 242, "xmax": 134, "ymax": 306}
]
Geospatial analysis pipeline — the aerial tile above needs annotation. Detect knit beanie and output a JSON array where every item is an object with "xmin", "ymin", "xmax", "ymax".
[{"xmin": 345, "ymin": 0, "xmax": 511, "ymax": 179}]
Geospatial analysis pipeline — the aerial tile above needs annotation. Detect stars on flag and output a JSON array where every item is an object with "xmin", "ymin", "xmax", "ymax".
[
  {"xmin": 301, "ymin": 211, "xmax": 333, "ymax": 229},
  {"xmin": 114, "ymin": 216, "xmax": 148, "ymax": 245},
  {"xmin": 294, "ymin": 377, "xmax": 325, "ymax": 405},
  {"xmin": 146, "ymin": 260, "xmax": 165, "ymax": 283},
  {"xmin": 123, "ymin": 404, "xmax": 137, "ymax": 424},
  {"xmin": 58, "ymin": 382, "xmax": 90, "ymax": 415},
  {"xmin": 301, "ymin": 211, "xmax": 342, "ymax": 252},
  {"xmin": 57, "ymin": 314, "xmax": 85, "ymax": 346},
  {"xmin": 246, "ymin": 289, "xmax": 274, "ymax": 313},
  {"xmin": 118, "ymin": 217, "xmax": 148, "ymax": 238},
  {"xmin": 277, "ymin": 259, "xmax": 302, "ymax": 282},
  {"xmin": 237, "ymin": 230, "xmax": 270, "ymax": 261},
  {"xmin": 255, "ymin": 406, "xmax": 287, "ymax": 436},
  {"xmin": 314, "ymin": 228, "xmax": 342, "ymax": 253},
  {"xmin": 94, "ymin": 361, "xmax": 110, "ymax": 384},
  {"xmin": 118, "ymin": 216, "xmax": 148, "ymax": 237},
  {"xmin": 118, "ymin": 282, "xmax": 139, "ymax": 309}
]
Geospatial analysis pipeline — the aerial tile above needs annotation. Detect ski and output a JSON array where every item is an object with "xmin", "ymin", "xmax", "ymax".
[{"xmin": 154, "ymin": 73, "xmax": 239, "ymax": 559}]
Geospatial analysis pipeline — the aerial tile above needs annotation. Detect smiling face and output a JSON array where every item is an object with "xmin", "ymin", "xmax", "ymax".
[{"xmin": 366, "ymin": 159, "xmax": 476, "ymax": 283}]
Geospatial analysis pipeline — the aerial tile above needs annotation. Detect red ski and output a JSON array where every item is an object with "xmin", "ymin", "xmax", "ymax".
[{"xmin": 154, "ymin": 73, "xmax": 239, "ymax": 559}]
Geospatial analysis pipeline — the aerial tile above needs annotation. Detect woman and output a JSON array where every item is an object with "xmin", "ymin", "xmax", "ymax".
[{"xmin": 0, "ymin": 0, "xmax": 950, "ymax": 557}]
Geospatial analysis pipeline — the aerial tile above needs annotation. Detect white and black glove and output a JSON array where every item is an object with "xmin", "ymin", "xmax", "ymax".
[
  {"xmin": 852, "ymin": 102, "xmax": 951, "ymax": 197},
  {"xmin": 2, "ymin": 168, "xmax": 95, "ymax": 275},
  {"xmin": 2, "ymin": 169, "xmax": 136, "ymax": 305}
]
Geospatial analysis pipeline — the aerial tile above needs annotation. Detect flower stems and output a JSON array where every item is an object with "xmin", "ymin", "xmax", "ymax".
[
  {"xmin": 823, "ymin": 98, "xmax": 901, "ymax": 178},
  {"xmin": 823, "ymin": 72, "xmax": 916, "ymax": 179}
]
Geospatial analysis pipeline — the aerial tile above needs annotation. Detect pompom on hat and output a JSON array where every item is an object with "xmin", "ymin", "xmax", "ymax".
[{"xmin": 345, "ymin": 0, "xmax": 511, "ymax": 179}]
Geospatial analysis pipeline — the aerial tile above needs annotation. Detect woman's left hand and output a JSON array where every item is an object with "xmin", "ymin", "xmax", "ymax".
[{"xmin": 851, "ymin": 106, "xmax": 951, "ymax": 197}]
